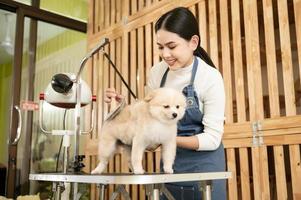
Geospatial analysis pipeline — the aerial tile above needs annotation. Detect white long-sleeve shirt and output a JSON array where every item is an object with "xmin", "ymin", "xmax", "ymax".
[{"xmin": 147, "ymin": 56, "xmax": 225, "ymax": 151}]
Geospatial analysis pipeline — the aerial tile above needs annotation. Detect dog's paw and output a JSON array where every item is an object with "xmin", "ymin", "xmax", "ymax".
[
  {"xmin": 163, "ymin": 167, "xmax": 174, "ymax": 174},
  {"xmin": 91, "ymin": 169, "xmax": 100, "ymax": 174},
  {"xmin": 128, "ymin": 162, "xmax": 134, "ymax": 172},
  {"xmin": 91, "ymin": 166, "xmax": 103, "ymax": 174},
  {"xmin": 133, "ymin": 168, "xmax": 145, "ymax": 174}
]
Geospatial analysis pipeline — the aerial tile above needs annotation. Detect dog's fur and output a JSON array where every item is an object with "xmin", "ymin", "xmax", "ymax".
[{"xmin": 91, "ymin": 88, "xmax": 186, "ymax": 174}]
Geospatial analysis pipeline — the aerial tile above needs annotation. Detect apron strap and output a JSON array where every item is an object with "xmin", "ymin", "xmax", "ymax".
[
  {"xmin": 160, "ymin": 68, "xmax": 170, "ymax": 87},
  {"xmin": 190, "ymin": 57, "xmax": 198, "ymax": 84}
]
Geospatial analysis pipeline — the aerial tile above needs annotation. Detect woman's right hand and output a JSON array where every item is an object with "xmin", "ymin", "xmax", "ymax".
[{"xmin": 104, "ymin": 88, "xmax": 124, "ymax": 104}]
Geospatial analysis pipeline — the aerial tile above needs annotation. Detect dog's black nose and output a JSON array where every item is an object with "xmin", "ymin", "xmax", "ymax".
[{"xmin": 172, "ymin": 113, "xmax": 177, "ymax": 118}]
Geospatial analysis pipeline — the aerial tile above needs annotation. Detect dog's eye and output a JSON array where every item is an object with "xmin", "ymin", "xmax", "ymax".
[
  {"xmin": 176, "ymin": 105, "xmax": 180, "ymax": 109},
  {"xmin": 163, "ymin": 105, "xmax": 170, "ymax": 109}
]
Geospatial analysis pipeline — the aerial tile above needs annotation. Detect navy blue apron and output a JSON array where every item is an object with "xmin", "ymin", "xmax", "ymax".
[{"xmin": 160, "ymin": 57, "xmax": 226, "ymax": 200}]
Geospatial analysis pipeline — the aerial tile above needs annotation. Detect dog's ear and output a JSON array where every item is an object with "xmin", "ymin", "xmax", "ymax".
[{"xmin": 144, "ymin": 90, "xmax": 156, "ymax": 102}]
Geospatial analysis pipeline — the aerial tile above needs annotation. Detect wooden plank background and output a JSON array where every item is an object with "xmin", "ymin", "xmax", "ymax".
[{"xmin": 85, "ymin": 0, "xmax": 301, "ymax": 199}]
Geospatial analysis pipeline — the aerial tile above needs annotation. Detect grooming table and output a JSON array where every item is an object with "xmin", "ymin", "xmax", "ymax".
[{"xmin": 29, "ymin": 172, "xmax": 232, "ymax": 200}]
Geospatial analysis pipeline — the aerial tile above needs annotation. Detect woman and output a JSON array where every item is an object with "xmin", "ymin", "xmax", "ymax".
[{"xmin": 105, "ymin": 7, "xmax": 226, "ymax": 200}]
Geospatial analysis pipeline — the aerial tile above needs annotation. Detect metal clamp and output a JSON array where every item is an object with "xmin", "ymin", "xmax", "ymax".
[
  {"xmin": 252, "ymin": 121, "xmax": 264, "ymax": 147},
  {"xmin": 122, "ymin": 16, "xmax": 128, "ymax": 25}
]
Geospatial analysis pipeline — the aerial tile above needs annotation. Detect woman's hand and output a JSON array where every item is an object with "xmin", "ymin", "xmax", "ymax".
[{"xmin": 104, "ymin": 88, "xmax": 124, "ymax": 103}]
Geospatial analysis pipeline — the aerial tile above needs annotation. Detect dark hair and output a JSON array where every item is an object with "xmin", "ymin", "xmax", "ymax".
[{"xmin": 155, "ymin": 7, "xmax": 215, "ymax": 68}]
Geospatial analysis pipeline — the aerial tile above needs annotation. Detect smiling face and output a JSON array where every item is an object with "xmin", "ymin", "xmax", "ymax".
[{"xmin": 156, "ymin": 29, "xmax": 198, "ymax": 70}]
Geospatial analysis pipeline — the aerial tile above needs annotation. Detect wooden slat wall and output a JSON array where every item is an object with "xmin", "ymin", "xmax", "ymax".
[
  {"xmin": 86, "ymin": 0, "xmax": 301, "ymax": 199},
  {"xmin": 262, "ymin": 1, "xmax": 286, "ymax": 200}
]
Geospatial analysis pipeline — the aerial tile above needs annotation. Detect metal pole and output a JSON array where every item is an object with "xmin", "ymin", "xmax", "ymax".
[
  {"xmin": 73, "ymin": 182, "xmax": 78, "ymax": 200},
  {"xmin": 200, "ymin": 180, "xmax": 212, "ymax": 200},
  {"xmin": 98, "ymin": 184, "xmax": 106, "ymax": 200},
  {"xmin": 152, "ymin": 188, "xmax": 160, "ymax": 200},
  {"xmin": 55, "ymin": 183, "xmax": 61, "ymax": 200},
  {"xmin": 73, "ymin": 80, "xmax": 81, "ymax": 200},
  {"xmin": 72, "ymin": 38, "xmax": 109, "ymax": 200},
  {"xmin": 74, "ymin": 81, "xmax": 81, "ymax": 163},
  {"xmin": 63, "ymin": 135, "xmax": 69, "ymax": 174}
]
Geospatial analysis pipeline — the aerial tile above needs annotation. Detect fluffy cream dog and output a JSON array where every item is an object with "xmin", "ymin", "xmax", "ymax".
[{"xmin": 91, "ymin": 87, "xmax": 186, "ymax": 174}]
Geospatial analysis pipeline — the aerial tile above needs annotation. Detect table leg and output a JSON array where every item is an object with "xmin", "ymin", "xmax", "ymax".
[
  {"xmin": 146, "ymin": 184, "xmax": 175, "ymax": 200},
  {"xmin": 153, "ymin": 188, "xmax": 160, "ymax": 200},
  {"xmin": 97, "ymin": 184, "xmax": 106, "ymax": 200},
  {"xmin": 55, "ymin": 184, "xmax": 61, "ymax": 200},
  {"xmin": 200, "ymin": 180, "xmax": 212, "ymax": 200},
  {"xmin": 160, "ymin": 184, "xmax": 175, "ymax": 200},
  {"xmin": 109, "ymin": 185, "xmax": 131, "ymax": 200}
]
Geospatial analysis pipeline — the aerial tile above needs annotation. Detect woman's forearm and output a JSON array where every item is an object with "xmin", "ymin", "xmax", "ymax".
[{"xmin": 176, "ymin": 136, "xmax": 199, "ymax": 150}]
